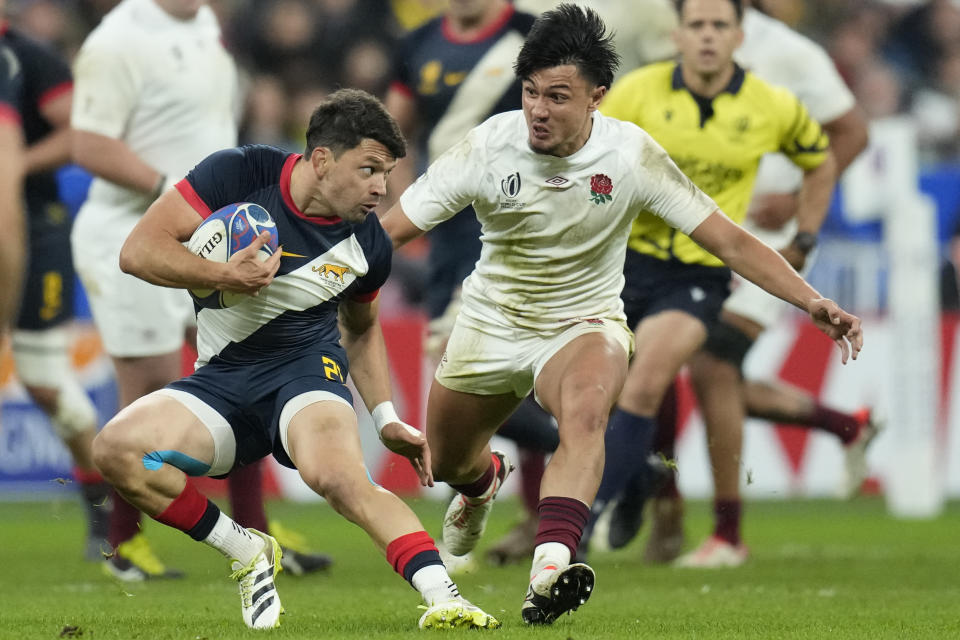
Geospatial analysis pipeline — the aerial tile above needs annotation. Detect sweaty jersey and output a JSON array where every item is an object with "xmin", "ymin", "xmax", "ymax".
[
  {"xmin": 71, "ymin": 0, "xmax": 238, "ymax": 216},
  {"xmin": 399, "ymin": 110, "xmax": 718, "ymax": 331},
  {"xmin": 737, "ymin": 7, "xmax": 855, "ymax": 195},
  {"xmin": 0, "ymin": 26, "xmax": 71, "ymax": 229},
  {"xmin": 391, "ymin": 4, "xmax": 535, "ymax": 164},
  {"xmin": 177, "ymin": 145, "xmax": 392, "ymax": 368},
  {"xmin": 602, "ymin": 62, "xmax": 829, "ymax": 267}
]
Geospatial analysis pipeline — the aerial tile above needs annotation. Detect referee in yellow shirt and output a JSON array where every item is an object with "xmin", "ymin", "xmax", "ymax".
[{"xmin": 585, "ymin": 0, "xmax": 836, "ymax": 564}]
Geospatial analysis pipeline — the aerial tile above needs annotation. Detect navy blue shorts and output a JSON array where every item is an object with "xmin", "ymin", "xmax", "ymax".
[
  {"xmin": 622, "ymin": 251, "xmax": 732, "ymax": 331},
  {"xmin": 17, "ymin": 203, "xmax": 74, "ymax": 330},
  {"xmin": 168, "ymin": 349, "xmax": 352, "ymax": 471}
]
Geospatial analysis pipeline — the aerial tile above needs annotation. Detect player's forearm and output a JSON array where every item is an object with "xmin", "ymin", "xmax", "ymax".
[
  {"xmin": 380, "ymin": 203, "xmax": 426, "ymax": 249},
  {"xmin": 71, "ymin": 129, "xmax": 163, "ymax": 195},
  {"xmin": 795, "ymin": 152, "xmax": 836, "ymax": 235},
  {"xmin": 693, "ymin": 212, "xmax": 822, "ymax": 312},
  {"xmin": 25, "ymin": 129, "xmax": 72, "ymax": 175},
  {"xmin": 120, "ymin": 221, "xmax": 226, "ymax": 290},
  {"xmin": 0, "ymin": 235, "xmax": 24, "ymax": 328},
  {"xmin": 823, "ymin": 107, "xmax": 869, "ymax": 175},
  {"xmin": 340, "ymin": 317, "xmax": 393, "ymax": 412}
]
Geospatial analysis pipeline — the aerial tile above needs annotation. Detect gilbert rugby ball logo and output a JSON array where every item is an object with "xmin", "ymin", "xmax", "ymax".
[{"xmin": 589, "ymin": 173, "xmax": 613, "ymax": 205}]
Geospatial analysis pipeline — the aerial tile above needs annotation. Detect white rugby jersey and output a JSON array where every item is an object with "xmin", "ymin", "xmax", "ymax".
[
  {"xmin": 399, "ymin": 110, "xmax": 718, "ymax": 331},
  {"xmin": 736, "ymin": 7, "xmax": 855, "ymax": 195},
  {"xmin": 71, "ymin": 0, "xmax": 238, "ymax": 216}
]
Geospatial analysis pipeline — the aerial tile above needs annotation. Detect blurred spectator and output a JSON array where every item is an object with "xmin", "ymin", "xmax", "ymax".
[
  {"xmin": 912, "ymin": 49, "xmax": 960, "ymax": 162},
  {"xmin": 855, "ymin": 61, "xmax": 906, "ymax": 119},
  {"xmin": 884, "ymin": 0, "xmax": 960, "ymax": 86}
]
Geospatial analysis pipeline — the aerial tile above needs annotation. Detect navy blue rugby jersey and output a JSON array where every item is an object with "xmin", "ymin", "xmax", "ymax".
[
  {"xmin": 176, "ymin": 144, "xmax": 392, "ymax": 368},
  {"xmin": 391, "ymin": 4, "xmax": 534, "ymax": 166},
  {"xmin": 1, "ymin": 26, "xmax": 72, "ymax": 228}
]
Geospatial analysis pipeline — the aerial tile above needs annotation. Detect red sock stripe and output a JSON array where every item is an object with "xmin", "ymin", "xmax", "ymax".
[
  {"xmin": 72, "ymin": 467, "xmax": 104, "ymax": 485},
  {"xmin": 385, "ymin": 530, "xmax": 437, "ymax": 576},
  {"xmin": 154, "ymin": 481, "xmax": 209, "ymax": 532}
]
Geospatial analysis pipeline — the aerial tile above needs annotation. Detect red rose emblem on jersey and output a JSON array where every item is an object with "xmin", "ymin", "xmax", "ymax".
[{"xmin": 589, "ymin": 173, "xmax": 613, "ymax": 204}]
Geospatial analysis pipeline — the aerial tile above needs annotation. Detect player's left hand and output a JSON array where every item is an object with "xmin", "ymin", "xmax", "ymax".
[
  {"xmin": 380, "ymin": 421, "xmax": 434, "ymax": 487},
  {"xmin": 807, "ymin": 298, "xmax": 863, "ymax": 364}
]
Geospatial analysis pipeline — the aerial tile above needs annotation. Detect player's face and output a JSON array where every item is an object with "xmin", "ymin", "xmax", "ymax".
[
  {"xmin": 155, "ymin": 0, "xmax": 205, "ymax": 20},
  {"xmin": 674, "ymin": 0, "xmax": 743, "ymax": 76},
  {"xmin": 315, "ymin": 139, "xmax": 397, "ymax": 224},
  {"xmin": 448, "ymin": 0, "xmax": 496, "ymax": 22},
  {"xmin": 521, "ymin": 65, "xmax": 605, "ymax": 158}
]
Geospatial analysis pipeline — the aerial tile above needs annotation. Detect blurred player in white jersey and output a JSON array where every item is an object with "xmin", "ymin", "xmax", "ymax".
[
  {"xmin": 382, "ymin": 4, "xmax": 862, "ymax": 625},
  {"xmin": 70, "ymin": 0, "xmax": 329, "ymax": 581}
]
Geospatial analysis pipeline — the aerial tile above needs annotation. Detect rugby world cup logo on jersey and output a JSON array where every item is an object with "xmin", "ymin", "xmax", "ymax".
[
  {"xmin": 499, "ymin": 172, "xmax": 526, "ymax": 209},
  {"xmin": 589, "ymin": 174, "xmax": 613, "ymax": 205}
]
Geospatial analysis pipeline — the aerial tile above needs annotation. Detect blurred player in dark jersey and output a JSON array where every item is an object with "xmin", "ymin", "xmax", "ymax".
[
  {"xmin": 385, "ymin": 0, "xmax": 558, "ymax": 566},
  {"xmin": 0, "ymin": 11, "xmax": 112, "ymax": 561}
]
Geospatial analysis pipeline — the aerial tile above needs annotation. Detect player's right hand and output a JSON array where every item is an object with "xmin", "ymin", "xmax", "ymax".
[
  {"xmin": 380, "ymin": 420, "xmax": 434, "ymax": 487},
  {"xmin": 807, "ymin": 297, "xmax": 863, "ymax": 364},
  {"xmin": 221, "ymin": 231, "xmax": 282, "ymax": 294}
]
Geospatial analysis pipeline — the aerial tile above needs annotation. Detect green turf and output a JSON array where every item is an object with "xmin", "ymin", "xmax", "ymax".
[{"xmin": 4, "ymin": 494, "xmax": 959, "ymax": 639}]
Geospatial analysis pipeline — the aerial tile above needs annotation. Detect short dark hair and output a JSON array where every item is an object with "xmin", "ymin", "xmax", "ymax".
[
  {"xmin": 305, "ymin": 88, "xmax": 406, "ymax": 160},
  {"xmin": 514, "ymin": 3, "xmax": 620, "ymax": 90},
  {"xmin": 676, "ymin": 0, "xmax": 744, "ymax": 21}
]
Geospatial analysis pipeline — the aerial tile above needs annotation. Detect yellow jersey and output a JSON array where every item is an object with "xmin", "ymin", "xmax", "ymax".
[{"xmin": 601, "ymin": 61, "xmax": 829, "ymax": 267}]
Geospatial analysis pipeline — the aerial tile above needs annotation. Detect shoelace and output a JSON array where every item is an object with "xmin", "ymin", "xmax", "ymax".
[{"xmin": 230, "ymin": 559, "xmax": 258, "ymax": 607}]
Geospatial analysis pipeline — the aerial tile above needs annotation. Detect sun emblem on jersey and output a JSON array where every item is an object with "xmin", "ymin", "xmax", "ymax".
[
  {"xmin": 589, "ymin": 174, "xmax": 613, "ymax": 205},
  {"xmin": 313, "ymin": 263, "xmax": 350, "ymax": 283}
]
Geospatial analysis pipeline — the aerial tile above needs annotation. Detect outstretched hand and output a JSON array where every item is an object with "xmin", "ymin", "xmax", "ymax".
[
  {"xmin": 807, "ymin": 298, "xmax": 863, "ymax": 364},
  {"xmin": 379, "ymin": 420, "xmax": 434, "ymax": 487},
  {"xmin": 222, "ymin": 232, "xmax": 282, "ymax": 295}
]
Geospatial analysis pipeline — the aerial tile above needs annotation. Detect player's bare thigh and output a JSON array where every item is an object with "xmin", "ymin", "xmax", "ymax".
[
  {"xmin": 535, "ymin": 331, "xmax": 628, "ymax": 433},
  {"xmin": 92, "ymin": 392, "xmax": 216, "ymax": 504},
  {"xmin": 283, "ymin": 399, "xmax": 369, "ymax": 492},
  {"xmin": 621, "ymin": 310, "xmax": 708, "ymax": 415},
  {"xmin": 425, "ymin": 380, "xmax": 521, "ymax": 483}
]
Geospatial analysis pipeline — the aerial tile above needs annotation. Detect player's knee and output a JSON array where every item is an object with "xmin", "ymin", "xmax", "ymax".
[
  {"xmin": 92, "ymin": 421, "xmax": 139, "ymax": 480},
  {"xmin": 702, "ymin": 322, "xmax": 753, "ymax": 371},
  {"xmin": 29, "ymin": 380, "xmax": 98, "ymax": 441},
  {"xmin": 299, "ymin": 465, "xmax": 358, "ymax": 508},
  {"xmin": 559, "ymin": 386, "xmax": 610, "ymax": 439}
]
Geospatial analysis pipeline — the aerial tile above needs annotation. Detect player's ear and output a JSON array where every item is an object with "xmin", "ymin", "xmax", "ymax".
[
  {"xmin": 311, "ymin": 146, "xmax": 332, "ymax": 177},
  {"xmin": 588, "ymin": 85, "xmax": 606, "ymax": 111}
]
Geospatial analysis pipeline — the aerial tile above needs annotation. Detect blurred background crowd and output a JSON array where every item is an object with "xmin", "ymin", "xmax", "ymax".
[
  {"xmin": 10, "ymin": 0, "xmax": 960, "ymax": 163},
  {"xmin": 5, "ymin": 0, "xmax": 960, "ymax": 313}
]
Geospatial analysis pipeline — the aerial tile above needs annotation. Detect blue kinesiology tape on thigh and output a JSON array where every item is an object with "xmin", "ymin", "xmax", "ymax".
[{"xmin": 142, "ymin": 450, "xmax": 211, "ymax": 476}]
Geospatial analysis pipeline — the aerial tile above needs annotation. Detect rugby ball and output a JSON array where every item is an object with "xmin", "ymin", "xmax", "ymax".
[{"xmin": 187, "ymin": 202, "xmax": 279, "ymax": 309}]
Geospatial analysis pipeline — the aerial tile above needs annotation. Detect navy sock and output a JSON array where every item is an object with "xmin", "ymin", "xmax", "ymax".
[{"xmin": 593, "ymin": 408, "xmax": 657, "ymax": 512}]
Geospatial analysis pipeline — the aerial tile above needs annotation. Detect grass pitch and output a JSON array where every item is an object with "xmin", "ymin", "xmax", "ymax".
[{"xmin": 4, "ymin": 495, "xmax": 959, "ymax": 639}]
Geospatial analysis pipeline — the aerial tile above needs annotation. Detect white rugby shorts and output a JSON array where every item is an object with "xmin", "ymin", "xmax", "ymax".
[
  {"xmin": 436, "ymin": 296, "xmax": 633, "ymax": 402},
  {"xmin": 71, "ymin": 206, "xmax": 194, "ymax": 358}
]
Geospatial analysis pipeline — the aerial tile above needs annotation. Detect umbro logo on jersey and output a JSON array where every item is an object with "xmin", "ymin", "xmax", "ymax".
[
  {"xmin": 545, "ymin": 176, "xmax": 569, "ymax": 187},
  {"xmin": 501, "ymin": 172, "xmax": 521, "ymax": 198}
]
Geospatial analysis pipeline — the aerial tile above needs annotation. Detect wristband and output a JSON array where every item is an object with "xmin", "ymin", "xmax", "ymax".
[
  {"xmin": 371, "ymin": 401, "xmax": 401, "ymax": 437},
  {"xmin": 791, "ymin": 231, "xmax": 818, "ymax": 255}
]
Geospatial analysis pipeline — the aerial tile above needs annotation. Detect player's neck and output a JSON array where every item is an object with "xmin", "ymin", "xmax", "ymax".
[
  {"xmin": 290, "ymin": 160, "xmax": 335, "ymax": 218},
  {"xmin": 446, "ymin": 0, "xmax": 509, "ymax": 38},
  {"xmin": 681, "ymin": 62, "xmax": 736, "ymax": 99}
]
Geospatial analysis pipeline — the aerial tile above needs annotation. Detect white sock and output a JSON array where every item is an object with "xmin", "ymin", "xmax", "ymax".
[
  {"xmin": 530, "ymin": 542, "xmax": 571, "ymax": 582},
  {"xmin": 203, "ymin": 511, "xmax": 265, "ymax": 565},
  {"xmin": 412, "ymin": 564, "xmax": 461, "ymax": 606}
]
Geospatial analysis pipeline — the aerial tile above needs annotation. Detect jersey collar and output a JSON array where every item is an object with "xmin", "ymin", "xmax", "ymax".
[
  {"xmin": 280, "ymin": 153, "xmax": 343, "ymax": 226},
  {"xmin": 671, "ymin": 62, "xmax": 746, "ymax": 96}
]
